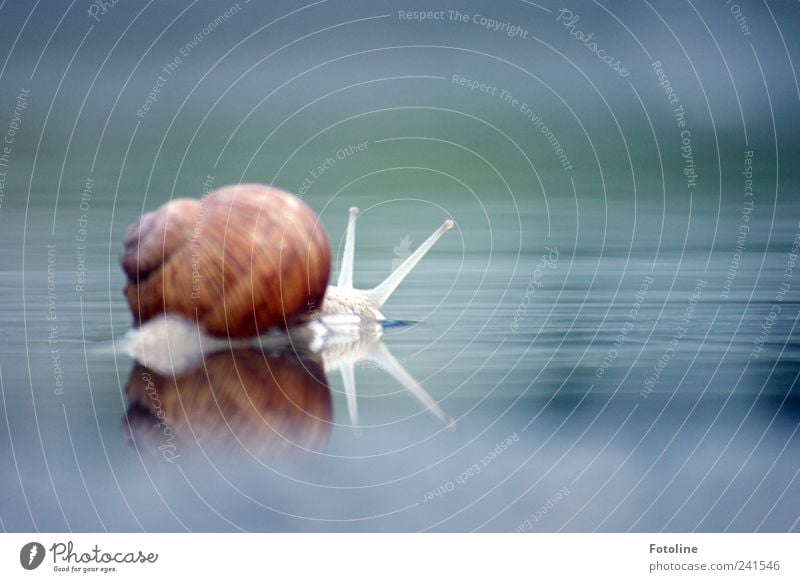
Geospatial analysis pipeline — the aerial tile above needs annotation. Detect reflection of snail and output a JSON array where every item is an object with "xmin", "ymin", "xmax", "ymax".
[
  {"xmin": 125, "ymin": 349, "xmax": 332, "ymax": 459},
  {"xmin": 121, "ymin": 184, "xmax": 453, "ymax": 337}
]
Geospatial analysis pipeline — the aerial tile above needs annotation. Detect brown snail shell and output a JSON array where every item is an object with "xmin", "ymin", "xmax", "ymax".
[
  {"xmin": 121, "ymin": 184, "xmax": 331, "ymax": 338},
  {"xmin": 124, "ymin": 349, "xmax": 332, "ymax": 458}
]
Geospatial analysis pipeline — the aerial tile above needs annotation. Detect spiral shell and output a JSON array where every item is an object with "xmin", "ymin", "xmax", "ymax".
[{"xmin": 121, "ymin": 184, "xmax": 331, "ymax": 338}]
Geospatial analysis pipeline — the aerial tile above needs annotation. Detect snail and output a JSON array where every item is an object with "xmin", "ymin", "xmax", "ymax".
[{"xmin": 121, "ymin": 183, "xmax": 454, "ymax": 337}]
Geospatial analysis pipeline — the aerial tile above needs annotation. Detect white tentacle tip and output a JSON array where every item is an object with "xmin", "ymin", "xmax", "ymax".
[
  {"xmin": 443, "ymin": 219, "xmax": 455, "ymax": 230},
  {"xmin": 349, "ymin": 206, "xmax": 360, "ymax": 216}
]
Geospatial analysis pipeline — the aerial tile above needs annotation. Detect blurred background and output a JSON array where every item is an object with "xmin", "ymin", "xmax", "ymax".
[{"xmin": 0, "ymin": 0, "xmax": 799, "ymax": 531}]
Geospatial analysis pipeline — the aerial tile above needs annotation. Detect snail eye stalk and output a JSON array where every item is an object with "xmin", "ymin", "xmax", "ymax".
[
  {"xmin": 337, "ymin": 207, "xmax": 359, "ymax": 289},
  {"xmin": 369, "ymin": 219, "xmax": 455, "ymax": 309}
]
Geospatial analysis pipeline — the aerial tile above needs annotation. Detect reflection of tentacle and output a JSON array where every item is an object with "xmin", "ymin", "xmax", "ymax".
[
  {"xmin": 337, "ymin": 207, "xmax": 359, "ymax": 289},
  {"xmin": 369, "ymin": 219, "xmax": 454, "ymax": 309},
  {"xmin": 340, "ymin": 361, "xmax": 359, "ymax": 433},
  {"xmin": 371, "ymin": 342, "xmax": 455, "ymax": 428}
]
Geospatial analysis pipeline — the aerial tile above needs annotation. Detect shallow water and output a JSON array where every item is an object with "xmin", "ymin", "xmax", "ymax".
[
  {"xmin": 2, "ymin": 190, "xmax": 799, "ymax": 532},
  {"xmin": 1, "ymin": 0, "xmax": 799, "ymax": 532}
]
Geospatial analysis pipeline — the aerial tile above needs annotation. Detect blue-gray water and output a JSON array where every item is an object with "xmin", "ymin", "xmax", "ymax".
[{"xmin": 1, "ymin": 0, "xmax": 799, "ymax": 532}]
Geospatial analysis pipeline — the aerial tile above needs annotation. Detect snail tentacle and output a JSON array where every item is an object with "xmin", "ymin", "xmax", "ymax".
[
  {"xmin": 336, "ymin": 207, "xmax": 359, "ymax": 289},
  {"xmin": 367, "ymin": 218, "xmax": 455, "ymax": 309}
]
